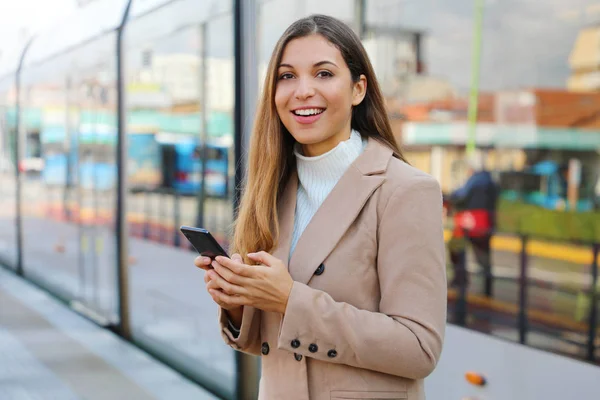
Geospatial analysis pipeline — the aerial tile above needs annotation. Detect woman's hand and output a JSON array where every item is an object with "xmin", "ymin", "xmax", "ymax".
[
  {"xmin": 206, "ymin": 251, "xmax": 294, "ymax": 314},
  {"xmin": 195, "ymin": 254, "xmax": 244, "ymax": 312}
]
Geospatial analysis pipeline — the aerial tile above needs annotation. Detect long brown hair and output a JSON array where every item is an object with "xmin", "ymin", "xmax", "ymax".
[{"xmin": 232, "ymin": 14, "xmax": 407, "ymax": 259}]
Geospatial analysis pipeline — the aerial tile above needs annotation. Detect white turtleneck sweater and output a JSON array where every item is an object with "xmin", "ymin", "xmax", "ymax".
[{"xmin": 290, "ymin": 129, "xmax": 367, "ymax": 257}]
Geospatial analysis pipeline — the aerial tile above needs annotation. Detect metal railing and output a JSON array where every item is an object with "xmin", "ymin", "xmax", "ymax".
[{"xmin": 449, "ymin": 232, "xmax": 599, "ymax": 364}]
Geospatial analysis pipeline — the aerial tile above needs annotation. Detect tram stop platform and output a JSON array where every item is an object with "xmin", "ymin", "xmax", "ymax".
[{"xmin": 0, "ymin": 266, "xmax": 220, "ymax": 400}]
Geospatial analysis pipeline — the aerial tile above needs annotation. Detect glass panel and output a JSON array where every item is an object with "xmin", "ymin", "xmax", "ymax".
[
  {"xmin": 20, "ymin": 64, "xmax": 76, "ymax": 296},
  {"xmin": 0, "ymin": 77, "xmax": 18, "ymax": 268},
  {"xmin": 23, "ymin": 0, "xmax": 127, "ymax": 69},
  {"xmin": 0, "ymin": 42, "xmax": 25, "ymax": 78},
  {"xmin": 125, "ymin": 1, "xmax": 235, "ymax": 397},
  {"xmin": 129, "ymin": 0, "xmax": 230, "ymax": 25},
  {"xmin": 75, "ymin": 56, "xmax": 119, "ymax": 321},
  {"xmin": 20, "ymin": 33, "xmax": 119, "ymax": 323}
]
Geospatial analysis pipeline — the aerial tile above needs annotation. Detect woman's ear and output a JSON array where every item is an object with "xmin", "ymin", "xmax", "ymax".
[{"xmin": 352, "ymin": 74, "xmax": 367, "ymax": 106}]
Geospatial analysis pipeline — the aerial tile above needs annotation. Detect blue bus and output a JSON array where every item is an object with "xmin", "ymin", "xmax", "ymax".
[
  {"xmin": 41, "ymin": 127, "xmax": 229, "ymax": 197},
  {"xmin": 157, "ymin": 136, "xmax": 229, "ymax": 198},
  {"xmin": 499, "ymin": 160, "xmax": 596, "ymax": 211}
]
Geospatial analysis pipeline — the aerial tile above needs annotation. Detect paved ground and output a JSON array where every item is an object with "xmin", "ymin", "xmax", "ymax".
[{"xmin": 0, "ymin": 266, "xmax": 221, "ymax": 400}]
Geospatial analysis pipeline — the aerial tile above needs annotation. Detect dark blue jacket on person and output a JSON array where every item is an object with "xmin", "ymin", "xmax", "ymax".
[{"xmin": 450, "ymin": 170, "xmax": 499, "ymax": 231}]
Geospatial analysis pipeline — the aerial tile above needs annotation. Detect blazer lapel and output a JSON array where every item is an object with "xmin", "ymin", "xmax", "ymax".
[
  {"xmin": 271, "ymin": 169, "xmax": 297, "ymax": 266},
  {"xmin": 288, "ymin": 138, "xmax": 393, "ymax": 285}
]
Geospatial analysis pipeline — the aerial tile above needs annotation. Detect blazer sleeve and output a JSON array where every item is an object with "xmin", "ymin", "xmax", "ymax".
[
  {"xmin": 218, "ymin": 306, "xmax": 262, "ymax": 356},
  {"xmin": 277, "ymin": 176, "xmax": 447, "ymax": 379}
]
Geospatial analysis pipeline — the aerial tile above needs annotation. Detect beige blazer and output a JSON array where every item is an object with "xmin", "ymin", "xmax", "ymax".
[{"xmin": 219, "ymin": 137, "xmax": 447, "ymax": 400}]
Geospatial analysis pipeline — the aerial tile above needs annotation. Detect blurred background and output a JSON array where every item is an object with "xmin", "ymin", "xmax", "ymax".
[{"xmin": 0, "ymin": 0, "xmax": 599, "ymax": 399}]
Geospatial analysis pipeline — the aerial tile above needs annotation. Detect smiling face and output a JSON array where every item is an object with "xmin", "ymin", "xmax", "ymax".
[{"xmin": 274, "ymin": 34, "xmax": 367, "ymax": 157}]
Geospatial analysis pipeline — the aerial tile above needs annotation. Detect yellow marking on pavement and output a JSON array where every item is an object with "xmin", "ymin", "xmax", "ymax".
[
  {"xmin": 444, "ymin": 229, "xmax": 595, "ymax": 266},
  {"xmin": 95, "ymin": 237, "xmax": 103, "ymax": 254}
]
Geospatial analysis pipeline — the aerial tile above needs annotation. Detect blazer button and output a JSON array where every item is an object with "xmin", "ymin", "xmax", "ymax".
[
  {"xmin": 308, "ymin": 343, "xmax": 318, "ymax": 353},
  {"xmin": 294, "ymin": 353, "xmax": 303, "ymax": 362},
  {"xmin": 261, "ymin": 342, "xmax": 270, "ymax": 355},
  {"xmin": 327, "ymin": 349, "xmax": 337, "ymax": 358},
  {"xmin": 314, "ymin": 263, "xmax": 325, "ymax": 276},
  {"xmin": 291, "ymin": 339, "xmax": 300, "ymax": 349}
]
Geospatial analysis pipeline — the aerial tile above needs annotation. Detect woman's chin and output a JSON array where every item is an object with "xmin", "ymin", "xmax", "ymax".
[{"xmin": 290, "ymin": 133, "xmax": 325, "ymax": 146}]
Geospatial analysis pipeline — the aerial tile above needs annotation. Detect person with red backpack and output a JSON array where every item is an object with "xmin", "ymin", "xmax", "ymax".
[{"xmin": 447, "ymin": 156, "xmax": 499, "ymax": 297}]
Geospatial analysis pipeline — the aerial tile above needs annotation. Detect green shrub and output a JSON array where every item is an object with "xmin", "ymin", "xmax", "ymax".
[{"xmin": 496, "ymin": 200, "xmax": 600, "ymax": 243}]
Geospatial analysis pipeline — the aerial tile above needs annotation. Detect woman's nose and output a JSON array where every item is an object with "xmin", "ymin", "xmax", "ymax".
[{"xmin": 294, "ymin": 78, "xmax": 315, "ymax": 100}]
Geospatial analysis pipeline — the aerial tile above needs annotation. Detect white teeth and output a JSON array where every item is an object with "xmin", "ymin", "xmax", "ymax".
[{"xmin": 294, "ymin": 108, "xmax": 324, "ymax": 116}]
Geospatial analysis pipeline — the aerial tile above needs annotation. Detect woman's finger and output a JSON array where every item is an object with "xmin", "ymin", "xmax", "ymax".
[
  {"xmin": 207, "ymin": 290, "xmax": 230, "ymax": 309},
  {"xmin": 194, "ymin": 256, "xmax": 213, "ymax": 271},
  {"xmin": 208, "ymin": 269, "xmax": 247, "ymax": 296},
  {"xmin": 247, "ymin": 251, "xmax": 280, "ymax": 267},
  {"xmin": 209, "ymin": 289, "xmax": 248, "ymax": 308},
  {"xmin": 212, "ymin": 261, "xmax": 249, "ymax": 286},
  {"xmin": 206, "ymin": 277, "xmax": 221, "ymax": 291},
  {"xmin": 214, "ymin": 256, "xmax": 255, "ymax": 278},
  {"xmin": 207, "ymin": 286, "xmax": 244, "ymax": 309},
  {"xmin": 204, "ymin": 271, "xmax": 214, "ymax": 284}
]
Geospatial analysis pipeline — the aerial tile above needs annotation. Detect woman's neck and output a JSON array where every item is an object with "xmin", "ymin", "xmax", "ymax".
[{"xmin": 300, "ymin": 126, "xmax": 352, "ymax": 157}]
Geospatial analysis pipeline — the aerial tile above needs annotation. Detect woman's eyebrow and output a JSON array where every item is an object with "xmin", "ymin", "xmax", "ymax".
[
  {"xmin": 313, "ymin": 60, "xmax": 338, "ymax": 68},
  {"xmin": 278, "ymin": 60, "xmax": 338, "ymax": 69}
]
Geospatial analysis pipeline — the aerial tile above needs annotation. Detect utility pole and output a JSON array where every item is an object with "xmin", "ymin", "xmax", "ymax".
[{"xmin": 466, "ymin": 0, "xmax": 485, "ymax": 155}]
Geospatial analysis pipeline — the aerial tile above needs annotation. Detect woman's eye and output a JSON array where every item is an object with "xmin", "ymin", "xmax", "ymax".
[
  {"xmin": 279, "ymin": 73, "xmax": 294, "ymax": 80},
  {"xmin": 317, "ymin": 70, "xmax": 333, "ymax": 78}
]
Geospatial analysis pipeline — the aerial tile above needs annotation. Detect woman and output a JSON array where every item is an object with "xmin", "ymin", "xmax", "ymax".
[{"xmin": 195, "ymin": 14, "xmax": 446, "ymax": 400}]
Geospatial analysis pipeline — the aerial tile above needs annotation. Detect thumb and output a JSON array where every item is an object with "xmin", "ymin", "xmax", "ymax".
[{"xmin": 231, "ymin": 253, "xmax": 243, "ymax": 262}]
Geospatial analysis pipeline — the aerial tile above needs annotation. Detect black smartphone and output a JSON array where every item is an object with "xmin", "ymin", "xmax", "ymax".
[{"xmin": 180, "ymin": 225, "xmax": 229, "ymax": 261}]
